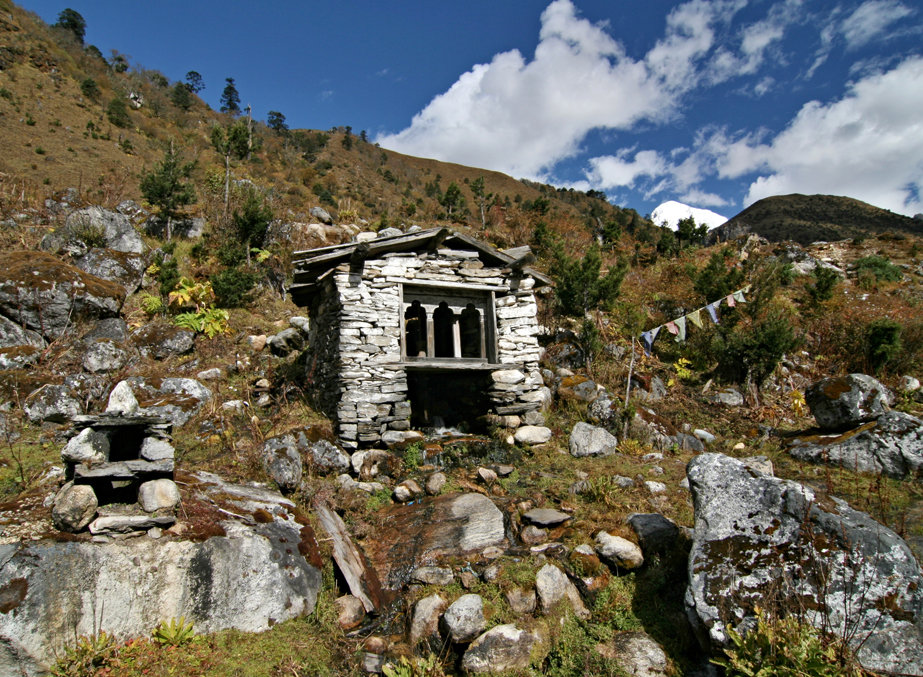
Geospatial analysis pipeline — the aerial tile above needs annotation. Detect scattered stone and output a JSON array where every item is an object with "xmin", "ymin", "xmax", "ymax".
[
  {"xmin": 426, "ymin": 472, "xmax": 446, "ymax": 495},
  {"xmin": 23, "ymin": 384, "xmax": 82, "ymax": 423},
  {"xmin": 477, "ymin": 467, "xmax": 498, "ymax": 485},
  {"xmin": 595, "ymin": 531, "xmax": 644, "ymax": 570},
  {"xmin": 558, "ymin": 375, "xmax": 600, "ymax": 402},
  {"xmin": 806, "ymin": 373, "xmax": 893, "ymax": 430},
  {"xmin": 139, "ymin": 438, "xmax": 175, "ymax": 462},
  {"xmin": 442, "ymin": 594, "xmax": 486, "ymax": 643},
  {"xmin": 147, "ymin": 527, "xmax": 162, "ymax": 539},
  {"xmin": 394, "ymin": 479, "xmax": 424, "ymax": 503},
  {"xmin": 249, "ymin": 335, "xmax": 268, "ymax": 351},
  {"xmin": 74, "ymin": 248, "xmax": 147, "ymax": 294},
  {"xmin": 523, "ymin": 508, "xmax": 571, "ymax": 527},
  {"xmin": 459, "ymin": 571, "xmax": 479, "ymax": 589},
  {"xmin": 627, "ymin": 513, "xmax": 681, "ymax": 556},
  {"xmin": 268, "ymin": 328, "xmax": 305, "ymax": 357},
  {"xmin": 61, "ymin": 428, "xmax": 109, "ymax": 464},
  {"xmin": 514, "ymin": 426, "xmax": 552, "ymax": 445},
  {"xmin": 335, "ymin": 595, "xmax": 366, "ymax": 630},
  {"xmin": 412, "ymin": 566, "xmax": 455, "ymax": 586},
  {"xmin": 629, "ymin": 375, "xmax": 667, "ymax": 402},
  {"xmin": 197, "ymin": 368, "xmax": 223, "ymax": 381},
  {"xmin": 535, "ymin": 563, "xmax": 589, "ymax": 618},
  {"xmin": 82, "ymin": 338, "xmax": 130, "ymax": 373},
  {"xmin": 708, "ymin": 387, "xmax": 744, "ymax": 407},
  {"xmin": 377, "ymin": 227, "xmax": 402, "ymax": 238},
  {"xmin": 686, "ymin": 453, "xmax": 923, "ymax": 676},
  {"xmin": 614, "ymin": 475, "xmax": 635, "ymax": 488},
  {"xmin": 106, "ymin": 380, "xmax": 140, "ymax": 415},
  {"xmin": 310, "ymin": 206, "xmax": 334, "ymax": 225},
  {"xmin": 505, "ymin": 588, "xmax": 536, "ymax": 614},
  {"xmin": 409, "ymin": 594, "xmax": 447, "ymax": 645},
  {"xmin": 641, "ymin": 453, "xmax": 663, "ymax": 462},
  {"xmin": 597, "ymin": 631, "xmax": 668, "ymax": 677},
  {"xmin": 89, "ymin": 515, "xmax": 176, "ymax": 534},
  {"xmin": 902, "ymin": 376, "xmax": 921, "ymax": 393},
  {"xmin": 569, "ymin": 422, "xmax": 618, "ymax": 457},
  {"xmin": 137, "ymin": 479, "xmax": 181, "ymax": 513},
  {"xmin": 741, "ymin": 455, "xmax": 774, "ymax": 476},
  {"xmin": 644, "ymin": 481, "xmax": 667, "ymax": 494},
  {"xmin": 336, "ymin": 474, "xmax": 387, "ymax": 494},
  {"xmin": 462, "ymin": 624, "xmax": 539, "ymax": 674},
  {"xmin": 520, "ymin": 525, "xmax": 548, "ymax": 545},
  {"xmin": 52, "ymin": 482, "xmax": 98, "ymax": 532},
  {"xmin": 693, "ymin": 429, "xmax": 716, "ymax": 445}
]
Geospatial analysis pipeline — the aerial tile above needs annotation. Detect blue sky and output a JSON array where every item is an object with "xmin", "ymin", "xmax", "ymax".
[{"xmin": 20, "ymin": 0, "xmax": 923, "ymax": 218}]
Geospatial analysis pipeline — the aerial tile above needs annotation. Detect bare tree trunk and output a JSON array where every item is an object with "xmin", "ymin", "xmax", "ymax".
[{"xmin": 223, "ymin": 153, "xmax": 230, "ymax": 222}]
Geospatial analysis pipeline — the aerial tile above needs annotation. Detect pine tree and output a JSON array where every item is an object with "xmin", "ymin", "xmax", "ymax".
[
  {"xmin": 220, "ymin": 78, "xmax": 241, "ymax": 115},
  {"xmin": 267, "ymin": 111, "xmax": 288, "ymax": 134},
  {"xmin": 53, "ymin": 9, "xmax": 86, "ymax": 44},
  {"xmin": 185, "ymin": 71, "xmax": 205, "ymax": 93},
  {"xmin": 469, "ymin": 175, "xmax": 493, "ymax": 228},
  {"xmin": 233, "ymin": 190, "xmax": 273, "ymax": 264},
  {"xmin": 440, "ymin": 181, "xmax": 464, "ymax": 217},
  {"xmin": 139, "ymin": 142, "xmax": 196, "ymax": 241},
  {"xmin": 551, "ymin": 243, "xmax": 627, "ymax": 316}
]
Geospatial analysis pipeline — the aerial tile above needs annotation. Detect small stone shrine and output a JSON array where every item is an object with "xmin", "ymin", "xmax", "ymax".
[
  {"xmin": 52, "ymin": 414, "xmax": 181, "ymax": 535},
  {"xmin": 289, "ymin": 228, "xmax": 552, "ymax": 450}
]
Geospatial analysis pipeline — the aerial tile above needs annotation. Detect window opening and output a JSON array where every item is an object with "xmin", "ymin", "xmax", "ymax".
[
  {"xmin": 404, "ymin": 300, "xmax": 427, "ymax": 358},
  {"xmin": 460, "ymin": 303, "xmax": 483, "ymax": 358},
  {"xmin": 433, "ymin": 302, "xmax": 455, "ymax": 358}
]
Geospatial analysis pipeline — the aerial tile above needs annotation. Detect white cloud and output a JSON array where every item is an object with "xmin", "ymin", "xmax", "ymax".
[
  {"xmin": 712, "ymin": 56, "xmax": 923, "ymax": 215},
  {"xmin": 679, "ymin": 188, "xmax": 732, "ymax": 207},
  {"xmin": 841, "ymin": 0, "xmax": 913, "ymax": 49},
  {"xmin": 586, "ymin": 150, "xmax": 668, "ymax": 190},
  {"xmin": 376, "ymin": 0, "xmax": 735, "ymax": 178}
]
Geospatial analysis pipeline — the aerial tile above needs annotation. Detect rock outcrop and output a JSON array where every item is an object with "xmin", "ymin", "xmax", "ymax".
[{"xmin": 806, "ymin": 374, "xmax": 893, "ymax": 430}]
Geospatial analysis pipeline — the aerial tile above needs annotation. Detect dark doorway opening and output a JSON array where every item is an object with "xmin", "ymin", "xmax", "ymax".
[{"xmin": 407, "ymin": 370, "xmax": 492, "ymax": 432}]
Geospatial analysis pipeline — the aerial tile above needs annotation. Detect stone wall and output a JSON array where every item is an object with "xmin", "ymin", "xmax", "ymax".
[{"xmin": 305, "ymin": 249, "xmax": 546, "ymax": 449}]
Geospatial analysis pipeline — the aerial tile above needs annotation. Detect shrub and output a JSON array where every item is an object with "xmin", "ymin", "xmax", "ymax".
[
  {"xmin": 551, "ymin": 243, "xmax": 627, "ymax": 316},
  {"xmin": 866, "ymin": 318, "xmax": 902, "ymax": 373},
  {"xmin": 70, "ymin": 217, "xmax": 107, "ymax": 248},
  {"xmin": 807, "ymin": 266, "xmax": 841, "ymax": 305},
  {"xmin": 715, "ymin": 308, "xmax": 798, "ymax": 387},
  {"xmin": 854, "ymin": 255, "xmax": 902, "ymax": 283},
  {"xmin": 106, "ymin": 97, "xmax": 131, "ymax": 128},
  {"xmin": 157, "ymin": 257, "xmax": 180, "ymax": 298},
  {"xmin": 211, "ymin": 266, "xmax": 260, "ymax": 308},
  {"xmin": 694, "ymin": 248, "xmax": 745, "ymax": 303},
  {"xmin": 79, "ymin": 77, "xmax": 99, "ymax": 99}
]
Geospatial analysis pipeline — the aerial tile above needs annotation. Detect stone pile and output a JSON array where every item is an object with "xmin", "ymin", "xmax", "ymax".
[{"xmin": 52, "ymin": 414, "xmax": 181, "ymax": 535}]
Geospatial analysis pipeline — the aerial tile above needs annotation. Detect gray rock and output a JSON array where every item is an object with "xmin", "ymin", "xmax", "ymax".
[
  {"xmin": 196, "ymin": 368, "xmax": 223, "ymax": 381},
  {"xmin": 261, "ymin": 437, "xmax": 303, "ymax": 492},
  {"xmin": 61, "ymin": 428, "xmax": 110, "ymax": 464},
  {"xmin": 693, "ymin": 429, "xmax": 716, "ymax": 444},
  {"xmin": 442, "ymin": 594, "xmax": 486, "ymax": 643},
  {"xmin": 598, "ymin": 632, "xmax": 668, "ymax": 677},
  {"xmin": 587, "ymin": 392, "xmax": 618, "ymax": 425},
  {"xmin": 334, "ymin": 595, "xmax": 366, "ymax": 630},
  {"xmin": 0, "ymin": 252, "xmax": 124, "ymax": 341},
  {"xmin": 132, "ymin": 321, "xmax": 195, "ymax": 360},
  {"xmin": 82, "ymin": 338, "xmax": 129, "ymax": 373},
  {"xmin": 106, "ymin": 378, "xmax": 212, "ymax": 427},
  {"xmin": 644, "ymin": 481, "xmax": 667, "ymax": 494},
  {"xmin": 23, "ymin": 384, "xmax": 81, "ymax": 423},
  {"xmin": 595, "ymin": 531, "xmax": 644, "ymax": 570},
  {"xmin": 268, "ymin": 328, "xmax": 305, "ymax": 357},
  {"xmin": 138, "ymin": 479, "xmax": 181, "ymax": 512},
  {"xmin": 289, "ymin": 316, "xmax": 310, "ymax": 333},
  {"xmin": 42, "ymin": 206, "xmax": 145, "ymax": 254},
  {"xmin": 309, "ymin": 439, "xmax": 351, "ymax": 474},
  {"xmin": 558, "ymin": 376, "xmax": 600, "ymax": 402},
  {"xmin": 627, "ymin": 513, "xmax": 680, "ymax": 556},
  {"xmin": 629, "ymin": 375, "xmax": 667, "ymax": 402},
  {"xmin": 144, "ymin": 215, "xmax": 206, "ymax": 239},
  {"xmin": 310, "ymin": 207, "xmax": 334, "ymax": 225},
  {"xmin": 686, "ymin": 453, "xmax": 923, "ymax": 676},
  {"xmin": 535, "ymin": 563, "xmax": 589, "ymax": 617},
  {"xmin": 83, "ymin": 318, "xmax": 131, "ymax": 345},
  {"xmin": 569, "ymin": 422, "xmax": 618, "ymax": 457},
  {"xmin": 788, "ymin": 410, "xmax": 923, "ymax": 479},
  {"xmin": 412, "ymin": 566, "xmax": 455, "ymax": 586},
  {"xmin": 708, "ymin": 387, "xmax": 744, "ymax": 407},
  {"xmin": 0, "ymin": 314, "xmax": 46, "ymax": 369},
  {"xmin": 73, "ymin": 248, "xmax": 147, "ymax": 294},
  {"xmin": 51, "ymin": 482, "xmax": 98, "ymax": 532},
  {"xmin": 377, "ymin": 227, "xmax": 402, "ymax": 238},
  {"xmin": 523, "ymin": 508, "xmax": 571, "ymax": 527},
  {"xmin": 105, "ymin": 380, "xmax": 140, "ymax": 415},
  {"xmin": 394, "ymin": 479, "xmax": 424, "ymax": 503},
  {"xmin": 806, "ymin": 374, "xmax": 894, "ymax": 430},
  {"xmin": 409, "ymin": 593, "xmax": 447, "ymax": 645},
  {"xmin": 426, "ymin": 472, "xmax": 447, "ymax": 495},
  {"xmin": 0, "ymin": 514, "xmax": 320, "ymax": 675},
  {"xmin": 514, "ymin": 426, "xmax": 552, "ymax": 445},
  {"xmin": 505, "ymin": 588, "xmax": 536, "ymax": 614},
  {"xmin": 520, "ymin": 525, "xmax": 548, "ymax": 545},
  {"xmin": 614, "ymin": 475, "xmax": 635, "ymax": 488},
  {"xmin": 902, "ymin": 376, "xmax": 921, "ymax": 393},
  {"xmin": 462, "ymin": 625, "xmax": 539, "ymax": 674},
  {"xmin": 89, "ymin": 515, "xmax": 176, "ymax": 534},
  {"xmin": 140, "ymin": 438, "xmax": 174, "ymax": 462}
]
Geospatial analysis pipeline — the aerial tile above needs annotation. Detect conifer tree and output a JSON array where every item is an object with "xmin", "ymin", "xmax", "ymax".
[
  {"xmin": 53, "ymin": 9, "xmax": 86, "ymax": 44},
  {"xmin": 140, "ymin": 142, "xmax": 196, "ymax": 241},
  {"xmin": 220, "ymin": 78, "xmax": 241, "ymax": 115}
]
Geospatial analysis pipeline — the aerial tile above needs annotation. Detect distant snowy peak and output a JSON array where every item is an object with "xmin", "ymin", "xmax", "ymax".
[{"xmin": 651, "ymin": 201, "xmax": 727, "ymax": 231}]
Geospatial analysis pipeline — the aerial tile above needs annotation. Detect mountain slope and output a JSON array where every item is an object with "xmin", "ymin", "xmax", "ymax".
[{"xmin": 706, "ymin": 193, "xmax": 923, "ymax": 245}]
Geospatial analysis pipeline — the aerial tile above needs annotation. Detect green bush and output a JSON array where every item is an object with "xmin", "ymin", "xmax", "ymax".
[
  {"xmin": 551, "ymin": 243, "xmax": 627, "ymax": 316},
  {"xmin": 715, "ymin": 308, "xmax": 798, "ymax": 386},
  {"xmin": 157, "ymin": 257, "xmax": 180, "ymax": 298},
  {"xmin": 694, "ymin": 248, "xmax": 745, "ymax": 303},
  {"xmin": 866, "ymin": 318, "xmax": 902, "ymax": 373},
  {"xmin": 854, "ymin": 255, "xmax": 902, "ymax": 283},
  {"xmin": 807, "ymin": 266, "xmax": 841, "ymax": 305},
  {"xmin": 106, "ymin": 97, "xmax": 131, "ymax": 128},
  {"xmin": 211, "ymin": 267, "xmax": 260, "ymax": 308},
  {"xmin": 79, "ymin": 77, "xmax": 99, "ymax": 99}
]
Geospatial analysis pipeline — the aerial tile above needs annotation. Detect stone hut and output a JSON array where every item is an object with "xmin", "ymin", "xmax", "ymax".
[{"xmin": 290, "ymin": 227, "xmax": 551, "ymax": 450}]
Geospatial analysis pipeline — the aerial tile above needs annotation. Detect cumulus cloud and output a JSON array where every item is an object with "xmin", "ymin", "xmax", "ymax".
[
  {"xmin": 713, "ymin": 56, "xmax": 923, "ymax": 214},
  {"xmin": 377, "ymin": 0, "xmax": 737, "ymax": 178}
]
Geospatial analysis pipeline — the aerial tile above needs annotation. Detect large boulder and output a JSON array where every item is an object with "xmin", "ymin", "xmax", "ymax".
[
  {"xmin": 41, "ymin": 206, "xmax": 145, "ymax": 254},
  {"xmin": 0, "ymin": 252, "xmax": 125, "ymax": 340},
  {"xmin": 73, "ymin": 248, "xmax": 147, "ymax": 294},
  {"xmin": 461, "ymin": 625, "xmax": 540, "ymax": 674},
  {"xmin": 787, "ymin": 411, "xmax": 923, "ymax": 479},
  {"xmin": 105, "ymin": 377, "xmax": 211, "ymax": 427},
  {"xmin": 0, "ymin": 314, "xmax": 46, "ymax": 369},
  {"xmin": 143, "ymin": 215, "xmax": 206, "ymax": 239},
  {"xmin": 0, "ymin": 502, "xmax": 321, "ymax": 676},
  {"xmin": 262, "ymin": 429, "xmax": 350, "ymax": 483},
  {"xmin": 686, "ymin": 453, "xmax": 923, "ymax": 676},
  {"xmin": 806, "ymin": 374, "xmax": 893, "ymax": 430},
  {"xmin": 131, "ymin": 321, "xmax": 195, "ymax": 360},
  {"xmin": 362, "ymin": 493, "xmax": 505, "ymax": 590},
  {"xmin": 23, "ymin": 383, "xmax": 82, "ymax": 423}
]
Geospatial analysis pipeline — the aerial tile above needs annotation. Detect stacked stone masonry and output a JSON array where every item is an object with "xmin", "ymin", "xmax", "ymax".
[{"xmin": 302, "ymin": 248, "xmax": 544, "ymax": 450}]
